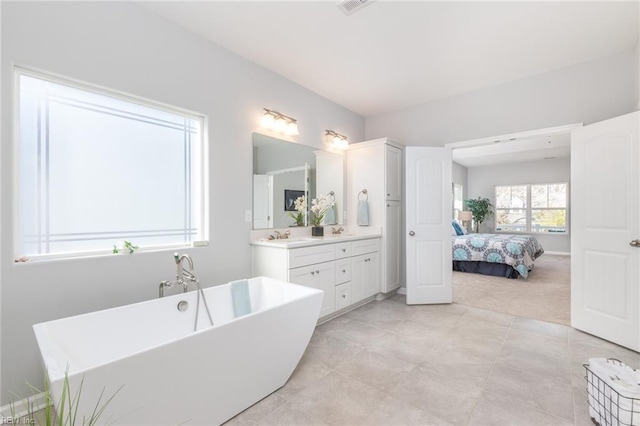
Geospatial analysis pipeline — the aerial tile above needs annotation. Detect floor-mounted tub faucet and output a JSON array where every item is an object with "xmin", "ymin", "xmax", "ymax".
[
  {"xmin": 158, "ymin": 252, "xmax": 214, "ymax": 330},
  {"xmin": 158, "ymin": 252, "xmax": 199, "ymax": 297},
  {"xmin": 175, "ymin": 253, "xmax": 197, "ymax": 292}
]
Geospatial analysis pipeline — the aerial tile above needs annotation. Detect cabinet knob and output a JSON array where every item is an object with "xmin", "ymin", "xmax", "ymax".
[
  {"xmin": 342, "ymin": 269, "xmax": 346, "ymax": 273},
  {"xmin": 311, "ymin": 271, "xmax": 315, "ymax": 275},
  {"xmin": 316, "ymin": 270, "xmax": 320, "ymax": 274},
  {"xmin": 387, "ymin": 193, "xmax": 390, "ymax": 196},
  {"xmin": 342, "ymin": 294, "xmax": 346, "ymax": 298},
  {"xmin": 342, "ymin": 248, "xmax": 346, "ymax": 252}
]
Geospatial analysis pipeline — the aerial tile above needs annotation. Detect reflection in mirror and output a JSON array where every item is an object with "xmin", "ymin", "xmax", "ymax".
[{"xmin": 252, "ymin": 132, "xmax": 344, "ymax": 230}]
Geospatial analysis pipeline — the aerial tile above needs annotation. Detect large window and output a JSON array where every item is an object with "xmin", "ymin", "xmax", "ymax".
[
  {"xmin": 17, "ymin": 69, "xmax": 207, "ymax": 258},
  {"xmin": 495, "ymin": 183, "xmax": 568, "ymax": 234}
]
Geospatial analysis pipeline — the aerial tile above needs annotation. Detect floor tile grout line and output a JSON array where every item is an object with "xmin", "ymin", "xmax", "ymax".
[
  {"xmin": 464, "ymin": 315, "xmax": 514, "ymax": 425},
  {"xmin": 480, "ymin": 388, "xmax": 577, "ymax": 425}
]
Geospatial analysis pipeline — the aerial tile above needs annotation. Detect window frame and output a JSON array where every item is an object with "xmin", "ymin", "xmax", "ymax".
[
  {"xmin": 494, "ymin": 182, "xmax": 569, "ymax": 235},
  {"xmin": 13, "ymin": 66, "xmax": 210, "ymax": 261}
]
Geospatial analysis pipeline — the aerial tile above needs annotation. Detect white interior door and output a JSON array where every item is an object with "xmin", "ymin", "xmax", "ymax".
[
  {"xmin": 405, "ymin": 147, "xmax": 452, "ymax": 305},
  {"xmin": 253, "ymin": 174, "xmax": 273, "ymax": 229},
  {"xmin": 571, "ymin": 111, "xmax": 640, "ymax": 351}
]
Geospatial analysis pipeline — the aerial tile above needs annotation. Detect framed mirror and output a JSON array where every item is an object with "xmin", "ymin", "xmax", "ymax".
[{"xmin": 252, "ymin": 132, "xmax": 344, "ymax": 230}]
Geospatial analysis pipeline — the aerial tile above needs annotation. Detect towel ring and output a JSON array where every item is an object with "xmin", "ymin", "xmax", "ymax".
[{"xmin": 358, "ymin": 189, "xmax": 368, "ymax": 201}]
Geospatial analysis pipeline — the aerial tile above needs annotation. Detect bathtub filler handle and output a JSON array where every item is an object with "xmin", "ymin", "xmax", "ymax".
[{"xmin": 159, "ymin": 280, "xmax": 175, "ymax": 298}]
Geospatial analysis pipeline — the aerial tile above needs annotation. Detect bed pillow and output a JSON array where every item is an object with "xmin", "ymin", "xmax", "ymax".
[
  {"xmin": 452, "ymin": 221, "xmax": 465, "ymax": 236},
  {"xmin": 455, "ymin": 219, "xmax": 468, "ymax": 235},
  {"xmin": 451, "ymin": 224, "xmax": 458, "ymax": 236}
]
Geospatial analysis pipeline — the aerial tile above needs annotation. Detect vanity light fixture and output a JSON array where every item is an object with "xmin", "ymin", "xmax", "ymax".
[
  {"xmin": 260, "ymin": 108, "xmax": 299, "ymax": 136},
  {"xmin": 325, "ymin": 130, "xmax": 348, "ymax": 149}
]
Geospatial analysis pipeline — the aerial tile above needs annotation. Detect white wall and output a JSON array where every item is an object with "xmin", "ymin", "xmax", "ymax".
[
  {"xmin": 366, "ymin": 49, "xmax": 638, "ymax": 146},
  {"xmin": 452, "ymin": 161, "xmax": 468, "ymax": 201},
  {"xmin": 636, "ymin": 37, "xmax": 640, "ymax": 110},
  {"xmin": 467, "ymin": 157, "xmax": 571, "ymax": 253},
  {"xmin": 0, "ymin": 2, "xmax": 364, "ymax": 404}
]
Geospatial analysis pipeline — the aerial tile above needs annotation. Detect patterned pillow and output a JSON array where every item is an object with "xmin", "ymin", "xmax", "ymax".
[{"xmin": 452, "ymin": 221, "xmax": 465, "ymax": 236}]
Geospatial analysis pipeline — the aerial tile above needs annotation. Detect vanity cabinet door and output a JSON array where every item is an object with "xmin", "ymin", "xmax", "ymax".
[
  {"xmin": 351, "ymin": 254, "xmax": 367, "ymax": 304},
  {"xmin": 364, "ymin": 252, "xmax": 380, "ymax": 297},
  {"xmin": 288, "ymin": 261, "xmax": 336, "ymax": 318},
  {"xmin": 385, "ymin": 145, "xmax": 402, "ymax": 201},
  {"xmin": 385, "ymin": 201, "xmax": 401, "ymax": 293},
  {"xmin": 351, "ymin": 251, "xmax": 380, "ymax": 302}
]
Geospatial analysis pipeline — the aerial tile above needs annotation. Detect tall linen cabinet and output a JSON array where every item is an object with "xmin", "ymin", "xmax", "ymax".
[{"xmin": 347, "ymin": 138, "xmax": 403, "ymax": 294}]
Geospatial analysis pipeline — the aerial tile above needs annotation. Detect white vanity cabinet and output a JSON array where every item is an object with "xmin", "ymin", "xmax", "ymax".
[
  {"xmin": 347, "ymin": 138, "xmax": 403, "ymax": 294},
  {"xmin": 251, "ymin": 236, "xmax": 380, "ymax": 320},
  {"xmin": 385, "ymin": 144, "xmax": 402, "ymax": 201},
  {"xmin": 288, "ymin": 260, "xmax": 336, "ymax": 318}
]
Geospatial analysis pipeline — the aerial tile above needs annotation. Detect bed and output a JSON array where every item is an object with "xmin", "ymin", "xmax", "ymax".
[{"xmin": 452, "ymin": 233, "xmax": 544, "ymax": 279}]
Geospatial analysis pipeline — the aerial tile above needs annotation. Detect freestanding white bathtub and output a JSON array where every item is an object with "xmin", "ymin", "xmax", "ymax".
[{"xmin": 33, "ymin": 276, "xmax": 323, "ymax": 425}]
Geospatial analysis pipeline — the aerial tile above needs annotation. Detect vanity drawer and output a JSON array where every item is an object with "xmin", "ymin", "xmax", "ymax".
[
  {"xmin": 334, "ymin": 242, "xmax": 351, "ymax": 259},
  {"xmin": 335, "ymin": 259, "xmax": 351, "ymax": 284},
  {"xmin": 351, "ymin": 238, "xmax": 380, "ymax": 256},
  {"xmin": 288, "ymin": 244, "xmax": 336, "ymax": 268},
  {"xmin": 335, "ymin": 282, "xmax": 352, "ymax": 311}
]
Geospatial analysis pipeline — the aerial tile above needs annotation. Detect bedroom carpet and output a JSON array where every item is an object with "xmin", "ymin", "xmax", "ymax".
[{"xmin": 453, "ymin": 254, "xmax": 571, "ymax": 326}]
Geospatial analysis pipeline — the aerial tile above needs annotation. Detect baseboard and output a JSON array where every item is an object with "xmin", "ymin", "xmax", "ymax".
[
  {"xmin": 0, "ymin": 392, "xmax": 48, "ymax": 418},
  {"xmin": 396, "ymin": 287, "xmax": 407, "ymax": 295},
  {"xmin": 544, "ymin": 251, "xmax": 571, "ymax": 256}
]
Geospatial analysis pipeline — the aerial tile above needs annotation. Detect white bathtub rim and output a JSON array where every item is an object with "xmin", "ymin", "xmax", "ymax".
[{"xmin": 34, "ymin": 276, "xmax": 323, "ymax": 382}]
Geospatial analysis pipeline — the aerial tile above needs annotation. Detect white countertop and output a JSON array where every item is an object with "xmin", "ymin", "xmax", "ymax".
[{"xmin": 250, "ymin": 233, "xmax": 381, "ymax": 249}]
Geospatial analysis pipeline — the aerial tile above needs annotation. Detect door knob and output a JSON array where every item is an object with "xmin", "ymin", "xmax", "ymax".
[
  {"xmin": 409, "ymin": 231, "xmax": 415, "ymax": 236},
  {"xmin": 630, "ymin": 239, "xmax": 640, "ymax": 247}
]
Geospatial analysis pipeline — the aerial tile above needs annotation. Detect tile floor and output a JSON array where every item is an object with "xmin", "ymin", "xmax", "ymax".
[{"xmin": 226, "ymin": 295, "xmax": 640, "ymax": 425}]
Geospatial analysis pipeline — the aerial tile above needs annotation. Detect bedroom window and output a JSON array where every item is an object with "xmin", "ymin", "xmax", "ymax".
[
  {"xmin": 17, "ymin": 68, "xmax": 208, "ymax": 259},
  {"xmin": 495, "ymin": 183, "xmax": 567, "ymax": 234}
]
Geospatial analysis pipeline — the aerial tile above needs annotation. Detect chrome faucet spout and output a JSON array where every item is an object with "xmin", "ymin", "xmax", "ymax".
[
  {"xmin": 179, "ymin": 254, "xmax": 194, "ymax": 271},
  {"xmin": 172, "ymin": 252, "xmax": 197, "ymax": 293}
]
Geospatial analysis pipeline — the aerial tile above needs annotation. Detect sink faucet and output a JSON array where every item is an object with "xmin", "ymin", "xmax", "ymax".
[
  {"xmin": 332, "ymin": 227, "xmax": 344, "ymax": 235},
  {"xmin": 269, "ymin": 230, "xmax": 291, "ymax": 240}
]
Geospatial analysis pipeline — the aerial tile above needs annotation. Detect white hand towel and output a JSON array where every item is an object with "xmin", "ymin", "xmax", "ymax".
[
  {"xmin": 231, "ymin": 279, "xmax": 251, "ymax": 317},
  {"xmin": 357, "ymin": 200, "xmax": 369, "ymax": 226},
  {"xmin": 323, "ymin": 205, "xmax": 337, "ymax": 225},
  {"xmin": 587, "ymin": 358, "xmax": 640, "ymax": 425}
]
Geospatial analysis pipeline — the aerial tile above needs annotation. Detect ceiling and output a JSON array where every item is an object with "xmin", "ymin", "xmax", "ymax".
[
  {"xmin": 452, "ymin": 133, "xmax": 571, "ymax": 167},
  {"xmin": 139, "ymin": 1, "xmax": 639, "ymax": 117}
]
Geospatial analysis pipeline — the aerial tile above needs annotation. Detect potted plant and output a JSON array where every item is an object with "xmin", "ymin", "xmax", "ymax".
[
  {"xmin": 464, "ymin": 197, "xmax": 494, "ymax": 233},
  {"xmin": 11, "ymin": 371, "xmax": 121, "ymax": 426},
  {"xmin": 310, "ymin": 194, "xmax": 330, "ymax": 236},
  {"xmin": 112, "ymin": 240, "xmax": 139, "ymax": 254},
  {"xmin": 288, "ymin": 195, "xmax": 306, "ymax": 226}
]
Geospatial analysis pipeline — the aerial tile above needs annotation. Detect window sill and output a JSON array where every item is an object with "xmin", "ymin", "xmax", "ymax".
[
  {"xmin": 495, "ymin": 230, "xmax": 569, "ymax": 236},
  {"xmin": 14, "ymin": 242, "xmax": 209, "ymax": 265}
]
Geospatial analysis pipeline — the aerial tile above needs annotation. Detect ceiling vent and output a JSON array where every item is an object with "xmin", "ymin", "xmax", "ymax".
[{"xmin": 337, "ymin": 0, "xmax": 374, "ymax": 16}]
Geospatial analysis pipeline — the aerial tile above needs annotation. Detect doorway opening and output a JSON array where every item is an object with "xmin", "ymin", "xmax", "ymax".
[{"xmin": 445, "ymin": 123, "xmax": 580, "ymax": 326}]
